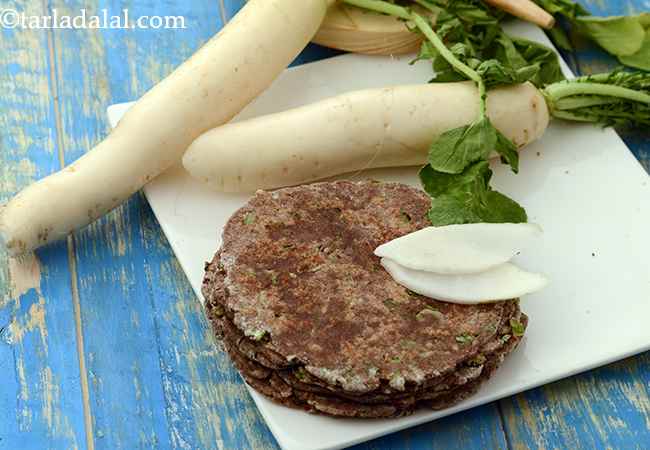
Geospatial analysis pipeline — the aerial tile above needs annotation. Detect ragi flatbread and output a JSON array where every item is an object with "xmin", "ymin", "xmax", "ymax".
[{"xmin": 202, "ymin": 181, "xmax": 528, "ymax": 418}]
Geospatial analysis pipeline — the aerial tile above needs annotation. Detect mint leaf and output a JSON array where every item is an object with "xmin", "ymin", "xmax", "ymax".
[
  {"xmin": 428, "ymin": 117, "xmax": 496, "ymax": 174},
  {"xmin": 419, "ymin": 161, "xmax": 527, "ymax": 226}
]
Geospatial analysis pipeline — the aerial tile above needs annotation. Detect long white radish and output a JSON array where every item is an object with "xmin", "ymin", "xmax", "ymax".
[
  {"xmin": 183, "ymin": 82, "xmax": 549, "ymax": 192},
  {"xmin": 0, "ymin": 0, "xmax": 334, "ymax": 256}
]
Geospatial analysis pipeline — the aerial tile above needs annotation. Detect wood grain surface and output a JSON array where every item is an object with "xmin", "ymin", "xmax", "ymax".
[{"xmin": 0, "ymin": 0, "xmax": 648, "ymax": 449}]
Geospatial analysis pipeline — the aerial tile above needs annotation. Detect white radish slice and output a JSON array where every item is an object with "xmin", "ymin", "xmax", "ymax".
[
  {"xmin": 313, "ymin": 3, "xmax": 428, "ymax": 55},
  {"xmin": 381, "ymin": 258, "xmax": 548, "ymax": 304},
  {"xmin": 375, "ymin": 223, "xmax": 542, "ymax": 275}
]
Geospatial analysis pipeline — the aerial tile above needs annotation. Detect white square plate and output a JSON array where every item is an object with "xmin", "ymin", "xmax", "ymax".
[{"xmin": 107, "ymin": 22, "xmax": 650, "ymax": 450}]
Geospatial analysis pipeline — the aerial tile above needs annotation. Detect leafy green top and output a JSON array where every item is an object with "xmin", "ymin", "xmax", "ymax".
[
  {"xmin": 345, "ymin": 0, "xmax": 534, "ymax": 224},
  {"xmin": 413, "ymin": 1, "xmax": 564, "ymax": 88},
  {"xmin": 543, "ymin": 70, "xmax": 650, "ymax": 127},
  {"xmin": 342, "ymin": 0, "xmax": 650, "ymax": 226},
  {"xmin": 533, "ymin": 0, "xmax": 650, "ymax": 70}
]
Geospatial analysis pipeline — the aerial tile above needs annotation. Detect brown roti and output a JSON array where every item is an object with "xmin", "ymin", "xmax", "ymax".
[{"xmin": 202, "ymin": 181, "xmax": 528, "ymax": 417}]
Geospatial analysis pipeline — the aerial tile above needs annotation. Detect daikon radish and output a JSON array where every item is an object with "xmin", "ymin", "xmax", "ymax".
[
  {"xmin": 183, "ymin": 82, "xmax": 549, "ymax": 192},
  {"xmin": 375, "ymin": 223, "xmax": 542, "ymax": 274},
  {"xmin": 380, "ymin": 258, "xmax": 548, "ymax": 304},
  {"xmin": 0, "ymin": 0, "xmax": 334, "ymax": 255}
]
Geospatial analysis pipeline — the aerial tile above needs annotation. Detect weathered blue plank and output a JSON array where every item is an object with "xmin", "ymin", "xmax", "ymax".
[
  {"xmin": 0, "ymin": 246, "xmax": 86, "ymax": 450},
  {"xmin": 499, "ymin": 1, "xmax": 650, "ymax": 449},
  {"xmin": 47, "ymin": 0, "xmax": 276, "ymax": 448},
  {"xmin": 352, "ymin": 406, "xmax": 508, "ymax": 450},
  {"xmin": 0, "ymin": 1, "xmax": 87, "ymax": 449},
  {"xmin": 138, "ymin": 201, "xmax": 277, "ymax": 450},
  {"xmin": 501, "ymin": 352, "xmax": 650, "ymax": 450}
]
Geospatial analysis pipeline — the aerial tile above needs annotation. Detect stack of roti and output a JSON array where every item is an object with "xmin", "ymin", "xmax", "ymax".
[{"xmin": 203, "ymin": 181, "xmax": 527, "ymax": 418}]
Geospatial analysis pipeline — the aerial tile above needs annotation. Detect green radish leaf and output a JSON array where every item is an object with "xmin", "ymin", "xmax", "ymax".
[
  {"xmin": 428, "ymin": 116, "xmax": 520, "ymax": 175},
  {"xmin": 495, "ymin": 34, "xmax": 529, "ymax": 68},
  {"xmin": 547, "ymin": 25, "xmax": 574, "ymax": 51},
  {"xmin": 576, "ymin": 16, "xmax": 645, "ymax": 56},
  {"xmin": 351, "ymin": 0, "xmax": 532, "ymax": 228},
  {"xmin": 494, "ymin": 128, "xmax": 519, "ymax": 173},
  {"xmin": 476, "ymin": 59, "xmax": 528, "ymax": 87},
  {"xmin": 411, "ymin": 40, "xmax": 436, "ymax": 65},
  {"xmin": 474, "ymin": 58, "xmax": 549, "ymax": 88},
  {"xmin": 427, "ymin": 194, "xmax": 486, "ymax": 225},
  {"xmin": 453, "ymin": 3, "xmax": 502, "ymax": 24},
  {"xmin": 619, "ymin": 30, "xmax": 650, "ymax": 71},
  {"xmin": 469, "ymin": 34, "xmax": 564, "ymax": 88},
  {"xmin": 509, "ymin": 37, "xmax": 564, "ymax": 86},
  {"xmin": 418, "ymin": 4, "xmax": 564, "ymax": 88},
  {"xmin": 432, "ymin": 43, "xmax": 473, "ymax": 82},
  {"xmin": 419, "ymin": 161, "xmax": 527, "ymax": 226},
  {"xmin": 419, "ymin": 161, "xmax": 487, "ymax": 198},
  {"xmin": 639, "ymin": 12, "xmax": 650, "ymax": 28},
  {"xmin": 482, "ymin": 191, "xmax": 527, "ymax": 223},
  {"xmin": 428, "ymin": 117, "xmax": 496, "ymax": 174},
  {"xmin": 532, "ymin": 1, "xmax": 649, "ymax": 68},
  {"xmin": 532, "ymin": 0, "xmax": 589, "ymax": 19}
]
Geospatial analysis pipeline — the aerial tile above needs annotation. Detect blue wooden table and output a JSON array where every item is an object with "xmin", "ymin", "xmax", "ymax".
[{"xmin": 1, "ymin": 1, "xmax": 648, "ymax": 449}]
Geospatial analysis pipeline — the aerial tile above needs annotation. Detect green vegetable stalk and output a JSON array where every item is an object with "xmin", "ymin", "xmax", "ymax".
[
  {"xmin": 342, "ymin": 0, "xmax": 650, "ymax": 227},
  {"xmin": 543, "ymin": 71, "xmax": 650, "ymax": 127},
  {"xmin": 344, "ymin": 0, "xmax": 529, "ymax": 225},
  {"xmin": 346, "ymin": 0, "xmax": 650, "ymax": 71}
]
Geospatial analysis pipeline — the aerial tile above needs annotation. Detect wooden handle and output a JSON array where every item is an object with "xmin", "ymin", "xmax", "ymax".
[{"xmin": 485, "ymin": 0, "xmax": 556, "ymax": 29}]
